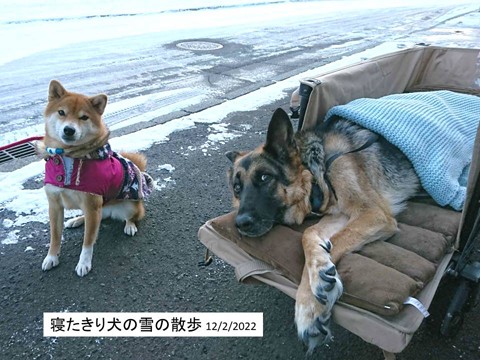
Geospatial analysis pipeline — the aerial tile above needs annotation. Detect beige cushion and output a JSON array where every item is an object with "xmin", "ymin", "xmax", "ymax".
[
  {"xmin": 206, "ymin": 201, "xmax": 460, "ymax": 316},
  {"xmin": 198, "ymin": 203, "xmax": 459, "ymax": 353}
]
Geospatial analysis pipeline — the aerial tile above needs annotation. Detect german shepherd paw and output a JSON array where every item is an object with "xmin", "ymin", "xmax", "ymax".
[
  {"xmin": 307, "ymin": 240, "xmax": 343, "ymax": 313},
  {"xmin": 296, "ymin": 240, "xmax": 343, "ymax": 352},
  {"xmin": 42, "ymin": 254, "xmax": 59, "ymax": 271},
  {"xmin": 295, "ymin": 290, "xmax": 333, "ymax": 354},
  {"xmin": 310, "ymin": 263, "xmax": 343, "ymax": 309}
]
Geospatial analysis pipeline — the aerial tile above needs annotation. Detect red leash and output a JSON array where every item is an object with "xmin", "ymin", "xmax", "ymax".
[{"xmin": 0, "ymin": 136, "xmax": 43, "ymax": 151}]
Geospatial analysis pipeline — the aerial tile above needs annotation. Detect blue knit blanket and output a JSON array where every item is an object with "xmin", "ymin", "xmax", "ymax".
[{"xmin": 325, "ymin": 91, "xmax": 480, "ymax": 210}]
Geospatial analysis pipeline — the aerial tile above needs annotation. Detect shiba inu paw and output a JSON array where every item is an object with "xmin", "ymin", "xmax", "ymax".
[
  {"xmin": 124, "ymin": 220, "xmax": 137, "ymax": 236},
  {"xmin": 65, "ymin": 216, "xmax": 85, "ymax": 228},
  {"xmin": 75, "ymin": 262, "xmax": 91, "ymax": 277},
  {"xmin": 75, "ymin": 246, "xmax": 93, "ymax": 277},
  {"xmin": 42, "ymin": 254, "xmax": 59, "ymax": 271}
]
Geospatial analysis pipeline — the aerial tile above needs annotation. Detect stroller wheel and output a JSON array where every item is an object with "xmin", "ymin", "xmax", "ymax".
[
  {"xmin": 465, "ymin": 282, "xmax": 480, "ymax": 311},
  {"xmin": 440, "ymin": 311, "xmax": 464, "ymax": 337},
  {"xmin": 440, "ymin": 278, "xmax": 470, "ymax": 337}
]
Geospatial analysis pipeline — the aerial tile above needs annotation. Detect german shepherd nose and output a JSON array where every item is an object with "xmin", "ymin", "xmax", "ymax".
[
  {"xmin": 235, "ymin": 213, "xmax": 254, "ymax": 233},
  {"xmin": 63, "ymin": 126, "xmax": 76, "ymax": 137}
]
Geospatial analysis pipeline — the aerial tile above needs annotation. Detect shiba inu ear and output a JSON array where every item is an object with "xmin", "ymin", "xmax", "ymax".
[
  {"xmin": 264, "ymin": 108, "xmax": 295, "ymax": 160},
  {"xmin": 48, "ymin": 80, "xmax": 67, "ymax": 101},
  {"xmin": 89, "ymin": 94, "xmax": 108, "ymax": 115}
]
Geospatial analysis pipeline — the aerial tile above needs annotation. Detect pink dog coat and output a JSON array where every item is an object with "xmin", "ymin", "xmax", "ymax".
[{"xmin": 44, "ymin": 144, "xmax": 153, "ymax": 202}]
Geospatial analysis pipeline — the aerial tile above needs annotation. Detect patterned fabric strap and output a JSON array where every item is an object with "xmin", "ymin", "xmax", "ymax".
[
  {"xmin": 86, "ymin": 143, "xmax": 112, "ymax": 160},
  {"xmin": 114, "ymin": 152, "xmax": 154, "ymax": 200}
]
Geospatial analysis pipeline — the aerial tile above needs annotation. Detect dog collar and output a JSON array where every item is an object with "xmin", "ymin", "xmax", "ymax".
[{"xmin": 46, "ymin": 147, "xmax": 64, "ymax": 155}]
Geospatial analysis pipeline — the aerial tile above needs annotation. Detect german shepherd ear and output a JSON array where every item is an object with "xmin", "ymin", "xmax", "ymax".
[
  {"xmin": 264, "ymin": 108, "xmax": 295, "ymax": 159},
  {"xmin": 226, "ymin": 150, "xmax": 248, "ymax": 163},
  {"xmin": 89, "ymin": 94, "xmax": 108, "ymax": 115},
  {"xmin": 226, "ymin": 151, "xmax": 241, "ymax": 163},
  {"xmin": 48, "ymin": 80, "xmax": 67, "ymax": 101}
]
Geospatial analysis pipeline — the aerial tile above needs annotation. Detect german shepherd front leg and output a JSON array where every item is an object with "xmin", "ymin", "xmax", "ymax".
[
  {"xmin": 329, "ymin": 208, "xmax": 398, "ymax": 264},
  {"xmin": 296, "ymin": 209, "xmax": 398, "ymax": 349},
  {"xmin": 75, "ymin": 195, "xmax": 102, "ymax": 277},
  {"xmin": 295, "ymin": 214, "xmax": 348, "ymax": 351},
  {"xmin": 42, "ymin": 194, "xmax": 64, "ymax": 271}
]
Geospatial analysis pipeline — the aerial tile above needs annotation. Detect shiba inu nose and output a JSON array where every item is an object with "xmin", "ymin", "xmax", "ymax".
[{"xmin": 63, "ymin": 126, "xmax": 76, "ymax": 137}]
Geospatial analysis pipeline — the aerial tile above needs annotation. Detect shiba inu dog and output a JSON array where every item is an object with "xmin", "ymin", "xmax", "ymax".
[
  {"xmin": 226, "ymin": 108, "xmax": 419, "ymax": 351},
  {"xmin": 38, "ymin": 80, "xmax": 153, "ymax": 277}
]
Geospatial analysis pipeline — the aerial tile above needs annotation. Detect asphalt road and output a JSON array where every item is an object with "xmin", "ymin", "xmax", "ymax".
[{"xmin": 1, "ymin": 99, "xmax": 479, "ymax": 360}]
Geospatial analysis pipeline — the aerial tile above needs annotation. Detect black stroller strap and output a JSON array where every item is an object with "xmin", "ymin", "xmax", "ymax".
[{"xmin": 324, "ymin": 133, "xmax": 379, "ymax": 201}]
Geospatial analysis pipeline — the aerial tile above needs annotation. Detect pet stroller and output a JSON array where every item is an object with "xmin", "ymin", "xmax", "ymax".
[{"xmin": 198, "ymin": 45, "xmax": 480, "ymax": 359}]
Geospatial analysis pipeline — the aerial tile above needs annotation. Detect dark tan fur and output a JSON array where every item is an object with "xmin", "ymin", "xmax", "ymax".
[{"xmin": 41, "ymin": 80, "xmax": 149, "ymax": 277}]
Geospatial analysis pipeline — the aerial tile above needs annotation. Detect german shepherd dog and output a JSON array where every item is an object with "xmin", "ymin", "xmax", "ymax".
[{"xmin": 226, "ymin": 108, "xmax": 419, "ymax": 351}]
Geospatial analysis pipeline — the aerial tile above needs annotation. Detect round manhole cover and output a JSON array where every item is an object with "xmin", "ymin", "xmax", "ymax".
[{"xmin": 176, "ymin": 41, "xmax": 223, "ymax": 51}]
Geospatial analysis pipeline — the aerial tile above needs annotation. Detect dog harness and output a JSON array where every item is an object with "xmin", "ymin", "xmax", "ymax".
[
  {"xmin": 310, "ymin": 132, "xmax": 378, "ymax": 212},
  {"xmin": 44, "ymin": 144, "xmax": 153, "ymax": 203}
]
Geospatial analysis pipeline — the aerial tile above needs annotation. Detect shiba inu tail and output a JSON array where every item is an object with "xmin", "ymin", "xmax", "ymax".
[{"xmin": 120, "ymin": 152, "xmax": 147, "ymax": 172}]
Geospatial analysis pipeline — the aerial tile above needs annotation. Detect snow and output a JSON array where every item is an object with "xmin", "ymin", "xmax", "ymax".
[
  {"xmin": 0, "ymin": 161, "xmax": 44, "ymax": 204},
  {"xmin": 0, "ymin": 1, "xmax": 477, "ymax": 66},
  {"xmin": 207, "ymin": 124, "xmax": 242, "ymax": 142},
  {"xmin": 1, "ymin": 1, "xmax": 478, "ymax": 145},
  {"xmin": 158, "ymin": 164, "xmax": 176, "ymax": 172},
  {"xmin": 0, "ymin": 0, "xmax": 284, "ymax": 22},
  {"xmin": 3, "ymin": 88, "xmax": 209, "ymax": 142},
  {"xmin": 154, "ymin": 176, "xmax": 176, "ymax": 191},
  {"xmin": 2, "ymin": 230, "xmax": 19, "ymax": 245},
  {"xmin": 107, "ymin": 90, "xmax": 208, "ymax": 131},
  {"xmin": 2, "ymin": 219, "xmax": 14, "ymax": 228}
]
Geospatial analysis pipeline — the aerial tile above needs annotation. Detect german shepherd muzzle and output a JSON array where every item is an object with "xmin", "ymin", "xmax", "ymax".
[{"xmin": 226, "ymin": 108, "xmax": 419, "ymax": 352}]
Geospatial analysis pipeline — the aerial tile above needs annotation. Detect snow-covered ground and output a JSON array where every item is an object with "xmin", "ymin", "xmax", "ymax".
[
  {"xmin": 1, "ymin": 0, "xmax": 476, "ymax": 67},
  {"xmin": 0, "ymin": 1, "xmax": 479, "ymax": 246},
  {"xmin": 1, "ymin": 1, "xmax": 478, "ymax": 143}
]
